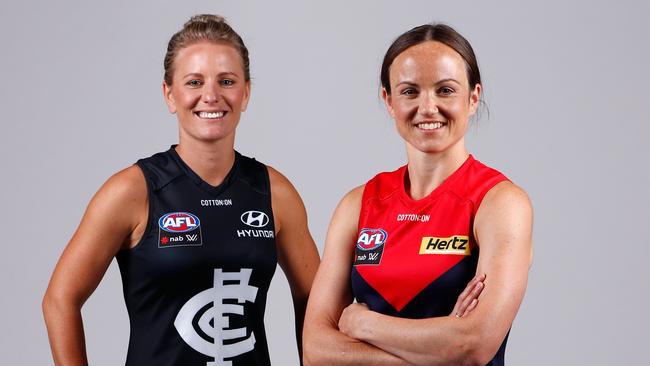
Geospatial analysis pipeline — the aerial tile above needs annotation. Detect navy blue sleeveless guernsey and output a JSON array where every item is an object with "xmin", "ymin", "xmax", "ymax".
[
  {"xmin": 351, "ymin": 155, "xmax": 509, "ymax": 365},
  {"xmin": 116, "ymin": 146, "xmax": 277, "ymax": 366}
]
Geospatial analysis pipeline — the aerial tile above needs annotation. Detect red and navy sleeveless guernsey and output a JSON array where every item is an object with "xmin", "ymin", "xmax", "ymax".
[
  {"xmin": 351, "ymin": 155, "xmax": 510, "ymax": 365},
  {"xmin": 116, "ymin": 146, "xmax": 277, "ymax": 366}
]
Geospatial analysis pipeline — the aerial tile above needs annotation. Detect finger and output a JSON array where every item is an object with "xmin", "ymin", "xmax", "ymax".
[
  {"xmin": 451, "ymin": 275, "xmax": 479, "ymax": 315},
  {"xmin": 452, "ymin": 274, "xmax": 485, "ymax": 316},
  {"xmin": 460, "ymin": 281, "xmax": 484, "ymax": 317},
  {"xmin": 449, "ymin": 273, "xmax": 486, "ymax": 317},
  {"xmin": 462, "ymin": 299, "xmax": 478, "ymax": 317},
  {"xmin": 458, "ymin": 273, "xmax": 483, "ymax": 300},
  {"xmin": 457, "ymin": 281, "xmax": 482, "ymax": 315}
]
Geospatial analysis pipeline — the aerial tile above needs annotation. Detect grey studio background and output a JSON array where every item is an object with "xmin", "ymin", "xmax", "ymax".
[{"xmin": 1, "ymin": 0, "xmax": 648, "ymax": 365}]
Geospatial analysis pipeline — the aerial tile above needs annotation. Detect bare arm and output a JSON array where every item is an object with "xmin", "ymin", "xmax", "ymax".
[
  {"xmin": 337, "ymin": 181, "xmax": 533, "ymax": 366},
  {"xmin": 268, "ymin": 167, "xmax": 321, "ymax": 364},
  {"xmin": 42, "ymin": 166, "xmax": 147, "ymax": 366},
  {"xmin": 303, "ymin": 186, "xmax": 414, "ymax": 366}
]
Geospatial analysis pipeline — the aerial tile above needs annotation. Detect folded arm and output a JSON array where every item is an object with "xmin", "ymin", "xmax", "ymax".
[
  {"xmin": 337, "ymin": 181, "xmax": 533, "ymax": 366},
  {"xmin": 303, "ymin": 186, "xmax": 413, "ymax": 366}
]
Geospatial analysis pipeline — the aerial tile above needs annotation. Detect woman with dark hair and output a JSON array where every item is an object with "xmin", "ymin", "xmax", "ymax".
[
  {"xmin": 303, "ymin": 24, "xmax": 533, "ymax": 366},
  {"xmin": 43, "ymin": 15, "xmax": 320, "ymax": 366}
]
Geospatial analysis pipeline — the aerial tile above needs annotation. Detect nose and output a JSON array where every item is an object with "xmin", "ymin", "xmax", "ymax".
[
  {"xmin": 419, "ymin": 91, "xmax": 439, "ymax": 116},
  {"xmin": 202, "ymin": 82, "xmax": 220, "ymax": 103}
]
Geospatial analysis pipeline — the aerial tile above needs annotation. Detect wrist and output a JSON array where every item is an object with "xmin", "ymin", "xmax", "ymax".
[{"xmin": 354, "ymin": 307, "xmax": 376, "ymax": 342}]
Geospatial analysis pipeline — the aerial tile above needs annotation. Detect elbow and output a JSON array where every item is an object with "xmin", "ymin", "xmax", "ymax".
[
  {"xmin": 461, "ymin": 349, "xmax": 495, "ymax": 366},
  {"xmin": 42, "ymin": 290, "xmax": 56, "ymax": 323},
  {"xmin": 452, "ymin": 330, "xmax": 500, "ymax": 366},
  {"xmin": 302, "ymin": 324, "xmax": 340, "ymax": 366},
  {"xmin": 42, "ymin": 288, "xmax": 80, "ymax": 324},
  {"xmin": 302, "ymin": 344, "xmax": 325, "ymax": 366},
  {"xmin": 302, "ymin": 331, "xmax": 326, "ymax": 366}
]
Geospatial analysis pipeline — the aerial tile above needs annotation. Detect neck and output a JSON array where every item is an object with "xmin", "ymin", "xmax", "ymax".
[
  {"xmin": 175, "ymin": 135, "xmax": 236, "ymax": 186},
  {"xmin": 404, "ymin": 140, "xmax": 469, "ymax": 200}
]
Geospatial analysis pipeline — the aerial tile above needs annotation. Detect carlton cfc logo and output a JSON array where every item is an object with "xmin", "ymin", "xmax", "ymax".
[
  {"xmin": 159, "ymin": 212, "xmax": 200, "ymax": 233},
  {"xmin": 356, "ymin": 228, "xmax": 388, "ymax": 251},
  {"xmin": 175, "ymin": 268, "xmax": 258, "ymax": 365}
]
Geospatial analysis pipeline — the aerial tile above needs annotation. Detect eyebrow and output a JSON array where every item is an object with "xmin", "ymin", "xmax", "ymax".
[
  {"xmin": 181, "ymin": 72, "xmax": 240, "ymax": 79},
  {"xmin": 217, "ymin": 71, "xmax": 239, "ymax": 78},
  {"xmin": 395, "ymin": 78, "xmax": 462, "ymax": 87},
  {"xmin": 182, "ymin": 72, "xmax": 202, "ymax": 79},
  {"xmin": 436, "ymin": 78, "xmax": 461, "ymax": 86}
]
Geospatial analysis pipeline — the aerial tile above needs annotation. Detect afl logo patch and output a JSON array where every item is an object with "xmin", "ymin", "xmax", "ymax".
[
  {"xmin": 241, "ymin": 211, "xmax": 269, "ymax": 228},
  {"xmin": 158, "ymin": 212, "xmax": 203, "ymax": 248},
  {"xmin": 356, "ymin": 228, "xmax": 388, "ymax": 251},
  {"xmin": 354, "ymin": 228, "xmax": 387, "ymax": 266},
  {"xmin": 159, "ymin": 212, "xmax": 200, "ymax": 233}
]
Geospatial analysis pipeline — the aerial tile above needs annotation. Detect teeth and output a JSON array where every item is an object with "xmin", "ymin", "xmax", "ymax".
[
  {"xmin": 198, "ymin": 111, "xmax": 224, "ymax": 119},
  {"xmin": 418, "ymin": 122, "xmax": 443, "ymax": 130}
]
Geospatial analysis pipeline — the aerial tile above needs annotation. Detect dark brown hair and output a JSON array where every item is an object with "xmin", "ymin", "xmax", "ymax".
[
  {"xmin": 164, "ymin": 14, "xmax": 250, "ymax": 85},
  {"xmin": 380, "ymin": 24, "xmax": 481, "ymax": 94}
]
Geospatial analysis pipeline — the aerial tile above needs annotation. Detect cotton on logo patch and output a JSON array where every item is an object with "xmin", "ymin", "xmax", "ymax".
[{"xmin": 159, "ymin": 212, "xmax": 200, "ymax": 233}]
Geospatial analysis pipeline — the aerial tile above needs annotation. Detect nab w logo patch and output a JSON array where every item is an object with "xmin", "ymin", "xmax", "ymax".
[
  {"xmin": 354, "ymin": 228, "xmax": 387, "ymax": 266},
  {"xmin": 240, "ymin": 211, "xmax": 269, "ymax": 228},
  {"xmin": 175, "ymin": 268, "xmax": 258, "ymax": 365}
]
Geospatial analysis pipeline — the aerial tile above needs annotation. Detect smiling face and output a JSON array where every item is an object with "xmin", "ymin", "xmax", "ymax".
[
  {"xmin": 383, "ymin": 41, "xmax": 480, "ymax": 155},
  {"xmin": 163, "ymin": 41, "xmax": 250, "ymax": 145}
]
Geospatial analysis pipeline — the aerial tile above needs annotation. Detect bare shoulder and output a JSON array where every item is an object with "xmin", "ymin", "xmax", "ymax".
[
  {"xmin": 96, "ymin": 165, "xmax": 147, "ymax": 203},
  {"xmin": 479, "ymin": 181, "xmax": 532, "ymax": 216},
  {"xmin": 266, "ymin": 165, "xmax": 306, "ymax": 235},
  {"xmin": 85, "ymin": 165, "xmax": 148, "ymax": 245},
  {"xmin": 474, "ymin": 181, "xmax": 533, "ymax": 263},
  {"xmin": 328, "ymin": 184, "xmax": 366, "ymax": 234},
  {"xmin": 334, "ymin": 184, "xmax": 365, "ymax": 217},
  {"xmin": 266, "ymin": 165, "xmax": 298, "ymax": 199}
]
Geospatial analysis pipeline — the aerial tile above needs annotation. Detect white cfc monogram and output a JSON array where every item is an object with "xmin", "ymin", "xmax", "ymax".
[{"xmin": 174, "ymin": 268, "xmax": 258, "ymax": 366}]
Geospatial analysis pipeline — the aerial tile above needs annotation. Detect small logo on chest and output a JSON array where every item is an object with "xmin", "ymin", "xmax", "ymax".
[
  {"xmin": 158, "ymin": 212, "xmax": 203, "ymax": 248},
  {"xmin": 240, "ymin": 211, "xmax": 269, "ymax": 228},
  {"xmin": 236, "ymin": 210, "xmax": 274, "ymax": 239},
  {"xmin": 354, "ymin": 228, "xmax": 388, "ymax": 265},
  {"xmin": 419, "ymin": 235, "xmax": 470, "ymax": 255}
]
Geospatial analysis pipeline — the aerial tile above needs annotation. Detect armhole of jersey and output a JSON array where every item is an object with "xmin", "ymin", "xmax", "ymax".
[
  {"xmin": 472, "ymin": 175, "xmax": 510, "ymax": 216},
  {"xmin": 124, "ymin": 162, "xmax": 153, "ymax": 252},
  {"xmin": 356, "ymin": 181, "xmax": 374, "ymax": 234},
  {"xmin": 471, "ymin": 174, "xmax": 509, "ymax": 248},
  {"xmin": 263, "ymin": 165, "xmax": 278, "ymax": 236}
]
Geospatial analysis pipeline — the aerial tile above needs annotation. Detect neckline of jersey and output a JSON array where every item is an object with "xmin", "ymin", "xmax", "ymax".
[
  {"xmin": 398, "ymin": 154, "xmax": 475, "ymax": 206},
  {"xmin": 168, "ymin": 145, "xmax": 241, "ymax": 196}
]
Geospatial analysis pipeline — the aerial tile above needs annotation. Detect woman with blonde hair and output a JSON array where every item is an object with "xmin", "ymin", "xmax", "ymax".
[{"xmin": 43, "ymin": 15, "xmax": 320, "ymax": 366}]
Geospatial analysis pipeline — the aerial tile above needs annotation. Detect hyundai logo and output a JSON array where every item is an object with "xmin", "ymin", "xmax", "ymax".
[{"xmin": 240, "ymin": 210, "xmax": 270, "ymax": 228}]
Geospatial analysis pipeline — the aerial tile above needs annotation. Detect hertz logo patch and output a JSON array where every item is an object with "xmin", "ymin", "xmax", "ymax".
[{"xmin": 419, "ymin": 236, "xmax": 470, "ymax": 255}]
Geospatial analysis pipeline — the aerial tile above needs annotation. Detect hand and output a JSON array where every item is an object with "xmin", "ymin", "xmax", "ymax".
[
  {"xmin": 450, "ymin": 273, "xmax": 486, "ymax": 318},
  {"xmin": 338, "ymin": 302, "xmax": 370, "ymax": 339}
]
